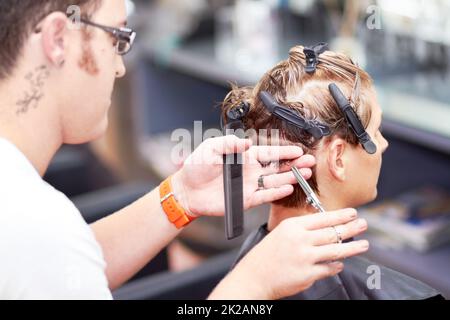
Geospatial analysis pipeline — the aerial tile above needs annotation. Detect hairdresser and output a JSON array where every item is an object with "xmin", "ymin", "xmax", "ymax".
[{"xmin": 0, "ymin": 0, "xmax": 369, "ymax": 299}]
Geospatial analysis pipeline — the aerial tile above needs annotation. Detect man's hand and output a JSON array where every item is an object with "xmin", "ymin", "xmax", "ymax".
[
  {"xmin": 209, "ymin": 208, "xmax": 369, "ymax": 300},
  {"xmin": 171, "ymin": 135, "xmax": 315, "ymax": 217}
]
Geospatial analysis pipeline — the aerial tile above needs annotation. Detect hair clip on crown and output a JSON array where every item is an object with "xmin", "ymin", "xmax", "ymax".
[{"xmin": 303, "ymin": 42, "xmax": 329, "ymax": 74}]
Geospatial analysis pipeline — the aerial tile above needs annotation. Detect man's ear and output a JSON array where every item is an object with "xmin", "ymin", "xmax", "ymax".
[
  {"xmin": 326, "ymin": 137, "xmax": 348, "ymax": 182},
  {"xmin": 38, "ymin": 12, "xmax": 69, "ymax": 67}
]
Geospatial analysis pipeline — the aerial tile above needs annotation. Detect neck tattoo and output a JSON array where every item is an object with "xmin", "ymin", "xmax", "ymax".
[{"xmin": 16, "ymin": 65, "xmax": 50, "ymax": 115}]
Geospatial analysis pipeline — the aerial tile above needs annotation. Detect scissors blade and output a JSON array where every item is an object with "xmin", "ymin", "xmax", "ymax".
[{"xmin": 291, "ymin": 166, "xmax": 325, "ymax": 212}]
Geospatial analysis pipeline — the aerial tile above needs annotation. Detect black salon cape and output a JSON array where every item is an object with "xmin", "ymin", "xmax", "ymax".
[{"xmin": 233, "ymin": 224, "xmax": 443, "ymax": 300}]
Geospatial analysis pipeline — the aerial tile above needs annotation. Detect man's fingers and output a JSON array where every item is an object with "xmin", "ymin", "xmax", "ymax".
[
  {"xmin": 260, "ymin": 169, "xmax": 312, "ymax": 189},
  {"xmin": 310, "ymin": 219, "xmax": 368, "ymax": 246},
  {"xmin": 301, "ymin": 209, "xmax": 358, "ymax": 231},
  {"xmin": 261, "ymin": 154, "xmax": 315, "ymax": 175},
  {"xmin": 252, "ymin": 145, "xmax": 304, "ymax": 163},
  {"xmin": 312, "ymin": 262, "xmax": 344, "ymax": 281},
  {"xmin": 210, "ymin": 136, "xmax": 252, "ymax": 155},
  {"xmin": 249, "ymin": 185, "xmax": 294, "ymax": 207},
  {"xmin": 279, "ymin": 155, "xmax": 316, "ymax": 173},
  {"xmin": 313, "ymin": 240, "xmax": 370, "ymax": 263}
]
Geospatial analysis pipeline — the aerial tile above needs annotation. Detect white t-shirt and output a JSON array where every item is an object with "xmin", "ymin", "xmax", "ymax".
[{"xmin": 0, "ymin": 138, "xmax": 112, "ymax": 300}]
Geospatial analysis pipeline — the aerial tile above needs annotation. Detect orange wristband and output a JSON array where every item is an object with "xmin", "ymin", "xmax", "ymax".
[{"xmin": 159, "ymin": 176, "xmax": 196, "ymax": 229}]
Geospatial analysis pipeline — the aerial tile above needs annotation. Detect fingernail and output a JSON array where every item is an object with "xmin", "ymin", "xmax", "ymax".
[
  {"xmin": 347, "ymin": 209, "xmax": 357, "ymax": 218},
  {"xmin": 358, "ymin": 219, "xmax": 368, "ymax": 230},
  {"xmin": 360, "ymin": 240, "xmax": 370, "ymax": 249}
]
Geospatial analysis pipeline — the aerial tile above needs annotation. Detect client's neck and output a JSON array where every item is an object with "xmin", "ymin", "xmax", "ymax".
[{"xmin": 267, "ymin": 195, "xmax": 344, "ymax": 231}]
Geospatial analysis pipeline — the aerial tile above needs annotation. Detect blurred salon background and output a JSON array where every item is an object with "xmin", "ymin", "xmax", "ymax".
[{"xmin": 48, "ymin": 0, "xmax": 450, "ymax": 299}]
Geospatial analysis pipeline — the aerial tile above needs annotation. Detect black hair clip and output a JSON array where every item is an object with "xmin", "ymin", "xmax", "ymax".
[
  {"xmin": 303, "ymin": 42, "xmax": 329, "ymax": 74},
  {"xmin": 329, "ymin": 83, "xmax": 377, "ymax": 154},
  {"xmin": 259, "ymin": 91, "xmax": 331, "ymax": 140},
  {"xmin": 226, "ymin": 101, "xmax": 250, "ymax": 122},
  {"xmin": 220, "ymin": 101, "xmax": 250, "ymax": 131}
]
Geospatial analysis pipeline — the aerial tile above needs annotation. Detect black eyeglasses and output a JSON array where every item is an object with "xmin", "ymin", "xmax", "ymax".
[{"xmin": 78, "ymin": 19, "xmax": 136, "ymax": 56}]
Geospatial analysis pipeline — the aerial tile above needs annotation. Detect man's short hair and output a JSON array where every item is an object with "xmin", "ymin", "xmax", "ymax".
[{"xmin": 0, "ymin": 0, "xmax": 101, "ymax": 80}]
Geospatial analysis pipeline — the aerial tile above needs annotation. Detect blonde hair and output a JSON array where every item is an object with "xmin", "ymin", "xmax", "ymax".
[{"xmin": 221, "ymin": 45, "xmax": 374, "ymax": 208}]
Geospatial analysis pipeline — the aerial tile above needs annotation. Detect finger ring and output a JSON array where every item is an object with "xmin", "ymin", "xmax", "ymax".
[
  {"xmin": 332, "ymin": 226, "xmax": 343, "ymax": 244},
  {"xmin": 258, "ymin": 175, "xmax": 266, "ymax": 190}
]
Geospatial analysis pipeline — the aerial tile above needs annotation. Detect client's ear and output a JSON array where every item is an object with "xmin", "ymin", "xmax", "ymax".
[{"xmin": 327, "ymin": 137, "xmax": 347, "ymax": 182}]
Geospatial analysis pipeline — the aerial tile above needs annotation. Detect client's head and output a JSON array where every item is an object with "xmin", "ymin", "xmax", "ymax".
[{"xmin": 221, "ymin": 44, "xmax": 389, "ymax": 216}]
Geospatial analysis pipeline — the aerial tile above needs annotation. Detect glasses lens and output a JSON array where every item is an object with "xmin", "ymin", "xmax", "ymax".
[{"xmin": 116, "ymin": 40, "xmax": 130, "ymax": 55}]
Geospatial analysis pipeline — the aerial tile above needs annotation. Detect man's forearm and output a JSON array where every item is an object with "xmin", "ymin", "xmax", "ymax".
[{"xmin": 91, "ymin": 186, "xmax": 181, "ymax": 290}]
